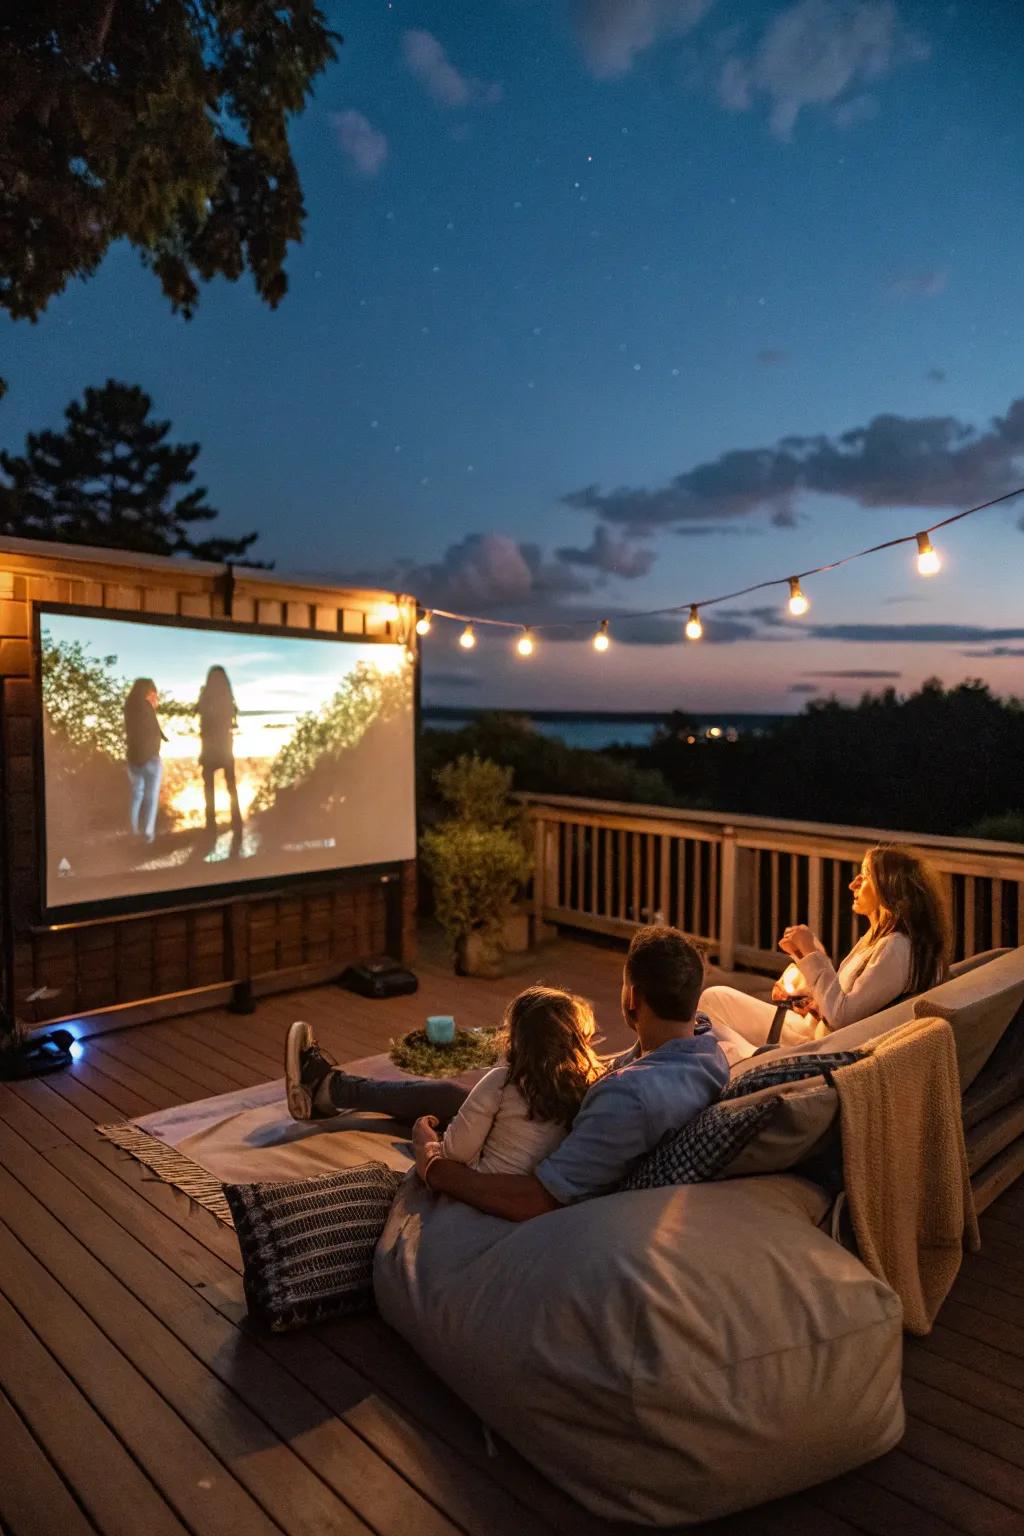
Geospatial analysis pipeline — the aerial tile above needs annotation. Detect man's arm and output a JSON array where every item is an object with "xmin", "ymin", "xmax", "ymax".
[{"xmin": 426, "ymin": 1157, "xmax": 561, "ymax": 1221}]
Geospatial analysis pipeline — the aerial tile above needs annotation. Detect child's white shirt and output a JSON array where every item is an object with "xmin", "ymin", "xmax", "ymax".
[{"xmin": 441, "ymin": 1065, "xmax": 569, "ymax": 1174}]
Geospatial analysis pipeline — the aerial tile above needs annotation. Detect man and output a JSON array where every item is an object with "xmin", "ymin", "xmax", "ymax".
[{"xmin": 285, "ymin": 925, "xmax": 729, "ymax": 1220}]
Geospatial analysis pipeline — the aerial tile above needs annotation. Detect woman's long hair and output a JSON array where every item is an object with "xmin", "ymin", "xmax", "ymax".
[
  {"xmin": 862, "ymin": 843, "xmax": 951, "ymax": 993},
  {"xmin": 501, "ymin": 985, "xmax": 601, "ymax": 1129},
  {"xmin": 199, "ymin": 665, "xmax": 235, "ymax": 714},
  {"xmin": 125, "ymin": 677, "xmax": 157, "ymax": 714}
]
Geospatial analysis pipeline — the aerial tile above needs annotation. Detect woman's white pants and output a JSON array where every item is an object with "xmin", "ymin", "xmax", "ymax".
[{"xmin": 699, "ymin": 985, "xmax": 817, "ymax": 1067}]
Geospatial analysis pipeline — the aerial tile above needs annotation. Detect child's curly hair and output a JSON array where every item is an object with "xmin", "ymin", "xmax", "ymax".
[{"xmin": 500, "ymin": 985, "xmax": 601, "ymax": 1129}]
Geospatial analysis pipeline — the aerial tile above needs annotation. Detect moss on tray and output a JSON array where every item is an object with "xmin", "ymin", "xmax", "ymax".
[{"xmin": 389, "ymin": 1027, "xmax": 502, "ymax": 1078}]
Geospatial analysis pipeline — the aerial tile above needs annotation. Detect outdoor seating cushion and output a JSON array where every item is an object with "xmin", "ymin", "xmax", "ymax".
[
  {"xmin": 729, "ymin": 944, "xmax": 1024, "ymax": 1092},
  {"xmin": 374, "ymin": 1173, "xmax": 904, "ymax": 1526},
  {"xmin": 226, "ymin": 1161, "xmax": 403, "ymax": 1332},
  {"xmin": 621, "ymin": 1095, "xmax": 780, "ymax": 1189}
]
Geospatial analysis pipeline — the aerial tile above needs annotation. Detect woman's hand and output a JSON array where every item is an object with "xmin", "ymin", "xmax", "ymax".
[
  {"xmin": 412, "ymin": 1115, "xmax": 443, "ymax": 1183},
  {"xmin": 778, "ymin": 923, "xmax": 818, "ymax": 961}
]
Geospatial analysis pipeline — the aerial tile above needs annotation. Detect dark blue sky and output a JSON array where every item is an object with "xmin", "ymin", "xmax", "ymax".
[{"xmin": 3, "ymin": 0, "xmax": 1023, "ymax": 710}]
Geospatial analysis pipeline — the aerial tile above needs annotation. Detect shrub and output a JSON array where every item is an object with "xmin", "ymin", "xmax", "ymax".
[{"xmin": 420, "ymin": 823, "xmax": 532, "ymax": 949}]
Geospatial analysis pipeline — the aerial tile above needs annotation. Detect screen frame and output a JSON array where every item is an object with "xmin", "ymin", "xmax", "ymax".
[{"xmin": 32, "ymin": 600, "xmax": 419, "ymax": 926}]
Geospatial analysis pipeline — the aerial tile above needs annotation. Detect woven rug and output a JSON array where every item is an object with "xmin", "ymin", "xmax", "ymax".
[{"xmin": 97, "ymin": 1051, "xmax": 487, "ymax": 1226}]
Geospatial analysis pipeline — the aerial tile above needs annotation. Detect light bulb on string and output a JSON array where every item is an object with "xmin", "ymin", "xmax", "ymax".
[
  {"xmin": 593, "ymin": 620, "xmax": 610, "ymax": 652},
  {"xmin": 684, "ymin": 605, "xmax": 703, "ymax": 641},
  {"xmin": 377, "ymin": 601, "xmax": 400, "ymax": 623},
  {"xmin": 787, "ymin": 577, "xmax": 810, "ymax": 617},
  {"xmin": 915, "ymin": 532, "xmax": 941, "ymax": 576},
  {"xmin": 415, "ymin": 610, "xmax": 432, "ymax": 636},
  {"xmin": 459, "ymin": 624, "xmax": 476, "ymax": 650},
  {"xmin": 516, "ymin": 628, "xmax": 535, "ymax": 658}
]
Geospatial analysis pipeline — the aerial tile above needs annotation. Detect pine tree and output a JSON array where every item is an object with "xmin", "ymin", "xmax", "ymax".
[
  {"xmin": 0, "ymin": 380, "xmax": 261, "ymax": 562},
  {"xmin": 0, "ymin": 2, "xmax": 338, "ymax": 324}
]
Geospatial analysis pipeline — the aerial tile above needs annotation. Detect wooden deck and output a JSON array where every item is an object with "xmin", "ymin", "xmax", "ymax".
[{"xmin": 1, "ymin": 931, "xmax": 1023, "ymax": 1536}]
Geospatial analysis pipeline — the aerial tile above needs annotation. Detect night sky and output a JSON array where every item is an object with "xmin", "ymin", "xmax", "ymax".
[{"xmin": 3, "ymin": 0, "xmax": 1023, "ymax": 712}]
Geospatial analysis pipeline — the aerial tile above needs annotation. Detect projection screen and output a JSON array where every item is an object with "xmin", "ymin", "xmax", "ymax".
[{"xmin": 37, "ymin": 606, "xmax": 416, "ymax": 915}]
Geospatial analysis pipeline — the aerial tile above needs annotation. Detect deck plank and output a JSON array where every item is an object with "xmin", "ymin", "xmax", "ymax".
[
  {"xmin": 2, "ymin": 931, "xmax": 1023, "ymax": 1536},
  {"xmin": 0, "ymin": 1386, "xmax": 101, "ymax": 1536}
]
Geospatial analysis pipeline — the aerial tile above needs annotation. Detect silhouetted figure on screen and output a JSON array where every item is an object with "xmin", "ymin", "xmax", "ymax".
[
  {"xmin": 198, "ymin": 665, "xmax": 242, "ymax": 835},
  {"xmin": 124, "ymin": 677, "xmax": 166, "ymax": 844}
]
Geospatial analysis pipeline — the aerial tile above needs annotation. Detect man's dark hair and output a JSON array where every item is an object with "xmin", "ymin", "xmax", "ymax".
[{"xmin": 625, "ymin": 926, "xmax": 705, "ymax": 1020}]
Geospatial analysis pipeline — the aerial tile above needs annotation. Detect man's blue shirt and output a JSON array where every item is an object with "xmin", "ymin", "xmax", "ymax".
[{"xmin": 535, "ymin": 1031, "xmax": 729, "ymax": 1205}]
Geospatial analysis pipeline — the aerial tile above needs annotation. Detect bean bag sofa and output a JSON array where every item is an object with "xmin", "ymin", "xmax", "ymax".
[{"xmin": 374, "ymin": 1172, "xmax": 903, "ymax": 1525}]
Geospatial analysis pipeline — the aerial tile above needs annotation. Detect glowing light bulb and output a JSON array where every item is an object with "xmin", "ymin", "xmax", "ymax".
[
  {"xmin": 415, "ymin": 611, "xmax": 432, "ymax": 636},
  {"xmin": 685, "ymin": 605, "xmax": 703, "ymax": 641},
  {"xmin": 459, "ymin": 624, "xmax": 476, "ymax": 649},
  {"xmin": 377, "ymin": 601, "xmax": 400, "ymax": 623},
  {"xmin": 516, "ymin": 628, "xmax": 535, "ymax": 657},
  {"xmin": 593, "ymin": 620, "xmax": 610, "ymax": 652},
  {"xmin": 916, "ymin": 532, "xmax": 941, "ymax": 576},
  {"xmin": 787, "ymin": 577, "xmax": 810, "ymax": 617}
]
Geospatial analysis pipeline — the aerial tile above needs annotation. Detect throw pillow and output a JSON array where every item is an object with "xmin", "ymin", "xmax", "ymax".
[
  {"xmin": 622, "ymin": 1098, "xmax": 780, "ymax": 1191},
  {"xmin": 721, "ymin": 1050, "xmax": 866, "ymax": 1101},
  {"xmin": 226, "ymin": 1161, "xmax": 404, "ymax": 1332}
]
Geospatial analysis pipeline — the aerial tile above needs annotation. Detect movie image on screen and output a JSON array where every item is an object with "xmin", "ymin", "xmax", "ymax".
[{"xmin": 38, "ymin": 609, "xmax": 416, "ymax": 912}]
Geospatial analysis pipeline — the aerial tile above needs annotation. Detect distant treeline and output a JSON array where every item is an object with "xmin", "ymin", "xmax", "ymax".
[{"xmin": 419, "ymin": 680, "xmax": 1024, "ymax": 843}]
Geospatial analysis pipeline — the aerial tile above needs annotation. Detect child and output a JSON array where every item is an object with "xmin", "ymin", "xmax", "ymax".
[{"xmin": 439, "ymin": 985, "xmax": 601, "ymax": 1175}]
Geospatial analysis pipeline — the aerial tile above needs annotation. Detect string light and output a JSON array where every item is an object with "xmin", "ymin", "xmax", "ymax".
[
  {"xmin": 377, "ymin": 601, "xmax": 400, "ymax": 623},
  {"xmin": 410, "ymin": 485, "xmax": 1022, "ymax": 653},
  {"xmin": 415, "ymin": 610, "xmax": 432, "ymax": 636},
  {"xmin": 916, "ymin": 532, "xmax": 941, "ymax": 576}
]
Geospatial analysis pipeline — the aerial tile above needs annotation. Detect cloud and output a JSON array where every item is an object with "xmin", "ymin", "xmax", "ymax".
[
  {"xmin": 402, "ymin": 30, "xmax": 502, "ymax": 107},
  {"xmin": 960, "ymin": 646, "xmax": 1024, "ymax": 659},
  {"xmin": 557, "ymin": 525, "xmax": 655, "ymax": 578},
  {"xmin": 805, "ymin": 669, "xmax": 902, "ymax": 678},
  {"xmin": 926, "ymin": 368, "xmax": 947, "ymax": 383},
  {"xmin": 718, "ymin": 0, "xmax": 928, "ymax": 140},
  {"xmin": 756, "ymin": 348, "xmax": 790, "ymax": 366},
  {"xmin": 789, "ymin": 683, "xmax": 819, "ymax": 693},
  {"xmin": 365, "ymin": 532, "xmax": 590, "ymax": 613},
  {"xmin": 421, "ymin": 670, "xmax": 482, "ymax": 690},
  {"xmin": 887, "ymin": 268, "xmax": 948, "ymax": 298},
  {"xmin": 562, "ymin": 393, "xmax": 1024, "ymax": 529},
  {"xmin": 802, "ymin": 623, "xmax": 1024, "ymax": 644},
  {"xmin": 833, "ymin": 91, "xmax": 880, "ymax": 127},
  {"xmin": 332, "ymin": 111, "xmax": 389, "ymax": 177},
  {"xmin": 570, "ymin": 0, "xmax": 714, "ymax": 79}
]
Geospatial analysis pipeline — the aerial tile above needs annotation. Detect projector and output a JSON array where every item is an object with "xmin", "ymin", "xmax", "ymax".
[{"xmin": 339, "ymin": 955, "xmax": 418, "ymax": 999}]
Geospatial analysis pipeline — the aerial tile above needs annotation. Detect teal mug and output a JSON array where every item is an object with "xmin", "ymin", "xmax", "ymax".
[{"xmin": 426, "ymin": 1014, "xmax": 456, "ymax": 1045}]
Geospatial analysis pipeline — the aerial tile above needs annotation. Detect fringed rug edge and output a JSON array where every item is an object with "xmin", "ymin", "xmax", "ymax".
[{"xmin": 96, "ymin": 1120, "xmax": 234, "ymax": 1227}]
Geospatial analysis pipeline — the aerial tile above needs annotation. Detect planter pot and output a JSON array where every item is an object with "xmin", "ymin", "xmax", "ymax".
[
  {"xmin": 501, "ymin": 907, "xmax": 531, "ymax": 955},
  {"xmin": 455, "ymin": 930, "xmax": 505, "ymax": 978}
]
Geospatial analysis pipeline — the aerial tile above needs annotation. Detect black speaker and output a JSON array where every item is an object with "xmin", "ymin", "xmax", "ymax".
[{"xmin": 339, "ymin": 955, "xmax": 418, "ymax": 999}]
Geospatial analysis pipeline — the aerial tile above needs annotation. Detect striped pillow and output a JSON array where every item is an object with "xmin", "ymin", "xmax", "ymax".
[
  {"xmin": 226, "ymin": 1162, "xmax": 404, "ymax": 1332},
  {"xmin": 621, "ymin": 1098, "xmax": 780, "ymax": 1191}
]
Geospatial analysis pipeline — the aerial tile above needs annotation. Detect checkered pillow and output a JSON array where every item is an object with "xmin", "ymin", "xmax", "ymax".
[
  {"xmin": 225, "ymin": 1161, "xmax": 403, "ymax": 1332},
  {"xmin": 721, "ymin": 1050, "xmax": 866, "ymax": 1102},
  {"xmin": 621, "ymin": 1097, "xmax": 781, "ymax": 1191}
]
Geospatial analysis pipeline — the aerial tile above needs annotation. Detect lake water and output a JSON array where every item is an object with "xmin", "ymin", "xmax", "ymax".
[{"xmin": 421, "ymin": 710, "xmax": 788, "ymax": 751}]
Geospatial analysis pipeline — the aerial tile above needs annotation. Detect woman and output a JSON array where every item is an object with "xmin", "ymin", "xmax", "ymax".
[
  {"xmin": 197, "ymin": 665, "xmax": 242, "ymax": 834},
  {"xmin": 124, "ymin": 677, "xmax": 166, "ymax": 844},
  {"xmin": 701, "ymin": 843, "xmax": 951, "ymax": 1062}
]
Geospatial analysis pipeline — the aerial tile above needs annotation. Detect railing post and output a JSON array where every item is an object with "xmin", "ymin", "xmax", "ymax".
[
  {"xmin": 532, "ymin": 814, "xmax": 546, "ymax": 923},
  {"xmin": 807, "ymin": 854, "xmax": 823, "ymax": 937},
  {"xmin": 718, "ymin": 827, "xmax": 738, "ymax": 972}
]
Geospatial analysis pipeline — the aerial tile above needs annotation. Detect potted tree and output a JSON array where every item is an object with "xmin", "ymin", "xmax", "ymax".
[{"xmin": 420, "ymin": 755, "xmax": 532, "ymax": 977}]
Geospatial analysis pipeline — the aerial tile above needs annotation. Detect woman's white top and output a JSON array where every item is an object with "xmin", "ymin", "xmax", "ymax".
[
  {"xmin": 794, "ymin": 931, "xmax": 913, "ymax": 1033},
  {"xmin": 441, "ymin": 1064, "xmax": 569, "ymax": 1175}
]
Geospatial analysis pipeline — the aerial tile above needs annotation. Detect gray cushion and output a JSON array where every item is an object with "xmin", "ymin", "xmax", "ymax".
[{"xmin": 375, "ymin": 1174, "xmax": 904, "ymax": 1525}]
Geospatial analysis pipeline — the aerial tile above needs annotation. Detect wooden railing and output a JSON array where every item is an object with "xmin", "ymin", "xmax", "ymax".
[{"xmin": 520, "ymin": 794, "xmax": 1024, "ymax": 972}]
